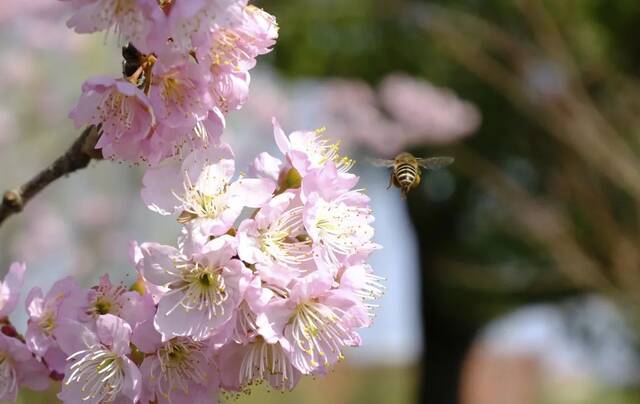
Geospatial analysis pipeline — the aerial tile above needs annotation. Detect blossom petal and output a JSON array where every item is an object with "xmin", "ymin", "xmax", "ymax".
[
  {"xmin": 138, "ymin": 242, "xmax": 183, "ymax": 286},
  {"xmin": 96, "ymin": 314, "xmax": 132, "ymax": 355},
  {"xmin": 229, "ymin": 178, "xmax": 276, "ymax": 208}
]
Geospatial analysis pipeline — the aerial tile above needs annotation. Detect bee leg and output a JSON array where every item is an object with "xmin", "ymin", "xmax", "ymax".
[
  {"xmin": 387, "ymin": 171, "xmax": 394, "ymax": 189},
  {"xmin": 392, "ymin": 173, "xmax": 401, "ymax": 189}
]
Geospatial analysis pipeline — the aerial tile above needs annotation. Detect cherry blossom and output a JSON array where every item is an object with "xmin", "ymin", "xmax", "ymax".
[
  {"xmin": 25, "ymin": 277, "xmax": 87, "ymax": 373},
  {"xmin": 0, "ymin": 333, "xmax": 50, "ymax": 401},
  {"xmin": 0, "ymin": 262, "xmax": 25, "ymax": 318},
  {"xmin": 141, "ymin": 144, "xmax": 275, "ymax": 236},
  {"xmin": 56, "ymin": 315, "xmax": 142, "ymax": 404},
  {"xmin": 136, "ymin": 234, "xmax": 252, "ymax": 341},
  {"xmin": 5, "ymin": 1, "xmax": 388, "ymax": 401}
]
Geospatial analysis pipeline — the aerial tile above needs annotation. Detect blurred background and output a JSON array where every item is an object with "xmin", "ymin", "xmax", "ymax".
[{"xmin": 2, "ymin": 0, "xmax": 640, "ymax": 403}]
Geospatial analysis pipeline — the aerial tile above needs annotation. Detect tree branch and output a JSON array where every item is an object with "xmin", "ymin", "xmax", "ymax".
[{"xmin": 0, "ymin": 125, "xmax": 102, "ymax": 227}]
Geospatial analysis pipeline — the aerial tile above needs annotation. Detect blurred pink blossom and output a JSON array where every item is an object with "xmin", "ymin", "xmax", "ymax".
[
  {"xmin": 320, "ymin": 74, "xmax": 480, "ymax": 157},
  {"xmin": 0, "ymin": 0, "xmax": 59, "ymax": 23},
  {"xmin": 11, "ymin": 203, "xmax": 71, "ymax": 261},
  {"xmin": 320, "ymin": 78, "xmax": 407, "ymax": 156},
  {"xmin": 379, "ymin": 73, "xmax": 481, "ymax": 144},
  {"xmin": 245, "ymin": 72, "xmax": 480, "ymax": 158},
  {"xmin": 242, "ymin": 70, "xmax": 291, "ymax": 126},
  {"xmin": 74, "ymin": 193, "xmax": 124, "ymax": 228},
  {"xmin": 0, "ymin": 51, "xmax": 37, "ymax": 86}
]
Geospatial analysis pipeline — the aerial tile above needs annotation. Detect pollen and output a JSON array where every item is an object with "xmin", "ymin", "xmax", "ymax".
[
  {"xmin": 166, "ymin": 261, "xmax": 229, "ymax": 321},
  {"xmin": 173, "ymin": 166, "xmax": 230, "ymax": 222},
  {"xmin": 258, "ymin": 207, "xmax": 312, "ymax": 266}
]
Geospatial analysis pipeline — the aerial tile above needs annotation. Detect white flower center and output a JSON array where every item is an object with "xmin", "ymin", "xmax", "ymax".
[
  {"xmin": 158, "ymin": 72, "xmax": 201, "ymax": 119},
  {"xmin": 233, "ymin": 302, "xmax": 259, "ymax": 343},
  {"xmin": 193, "ymin": 120, "xmax": 210, "ymax": 145},
  {"xmin": 88, "ymin": 284, "xmax": 126, "ymax": 317},
  {"xmin": 97, "ymin": 90, "xmax": 136, "ymax": 139},
  {"xmin": 175, "ymin": 166, "xmax": 230, "ymax": 223},
  {"xmin": 303, "ymin": 130, "xmax": 354, "ymax": 172},
  {"xmin": 210, "ymin": 29, "xmax": 248, "ymax": 72},
  {"xmin": 39, "ymin": 309, "xmax": 57, "ymax": 336},
  {"xmin": 353, "ymin": 272, "xmax": 385, "ymax": 317},
  {"xmin": 362, "ymin": 273, "xmax": 385, "ymax": 300},
  {"xmin": 259, "ymin": 207, "xmax": 312, "ymax": 266},
  {"xmin": 37, "ymin": 293, "xmax": 66, "ymax": 336},
  {"xmin": 289, "ymin": 302, "xmax": 351, "ymax": 368},
  {"xmin": 0, "ymin": 353, "xmax": 17, "ymax": 400},
  {"xmin": 65, "ymin": 345, "xmax": 124, "ymax": 402},
  {"xmin": 166, "ymin": 262, "xmax": 229, "ymax": 320},
  {"xmin": 96, "ymin": 0, "xmax": 145, "ymax": 44},
  {"xmin": 239, "ymin": 338, "xmax": 296, "ymax": 391},
  {"xmin": 149, "ymin": 338, "xmax": 208, "ymax": 399},
  {"xmin": 311, "ymin": 195, "xmax": 373, "ymax": 263}
]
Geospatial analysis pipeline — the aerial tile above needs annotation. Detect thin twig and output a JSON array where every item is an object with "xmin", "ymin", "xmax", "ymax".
[{"xmin": 0, "ymin": 125, "xmax": 102, "ymax": 227}]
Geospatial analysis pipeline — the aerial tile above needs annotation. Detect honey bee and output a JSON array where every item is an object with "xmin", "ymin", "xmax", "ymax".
[
  {"xmin": 371, "ymin": 152, "xmax": 454, "ymax": 199},
  {"xmin": 121, "ymin": 43, "xmax": 142, "ymax": 78}
]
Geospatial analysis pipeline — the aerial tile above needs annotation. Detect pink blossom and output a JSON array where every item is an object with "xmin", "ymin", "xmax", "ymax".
[
  {"xmin": 0, "ymin": 262, "xmax": 25, "ymax": 318},
  {"xmin": 209, "ymin": 70, "xmax": 250, "ymax": 114},
  {"xmin": 138, "ymin": 336, "xmax": 219, "ymax": 404},
  {"xmin": 338, "ymin": 264, "xmax": 385, "ymax": 321},
  {"xmin": 219, "ymin": 280, "xmax": 298, "ymax": 391},
  {"xmin": 204, "ymin": 5, "xmax": 278, "ymax": 73},
  {"xmin": 319, "ymin": 78, "xmax": 404, "ymax": 156},
  {"xmin": 258, "ymin": 273, "xmax": 367, "ymax": 374},
  {"xmin": 378, "ymin": 73, "xmax": 481, "ymax": 144},
  {"xmin": 217, "ymin": 338, "xmax": 300, "ymax": 392},
  {"xmin": 56, "ymin": 315, "xmax": 142, "ymax": 404},
  {"xmin": 141, "ymin": 144, "xmax": 275, "ymax": 236},
  {"xmin": 0, "ymin": 333, "xmax": 50, "ymax": 401},
  {"xmin": 301, "ymin": 166, "xmax": 377, "ymax": 268},
  {"xmin": 249, "ymin": 151, "xmax": 284, "ymax": 182},
  {"xmin": 141, "ymin": 110, "xmax": 225, "ymax": 165},
  {"xmin": 196, "ymin": 5, "xmax": 278, "ymax": 113},
  {"xmin": 64, "ymin": 0, "xmax": 155, "ymax": 46},
  {"xmin": 148, "ymin": 61, "xmax": 214, "ymax": 129},
  {"xmin": 69, "ymin": 76, "xmax": 156, "ymax": 163},
  {"xmin": 229, "ymin": 276, "xmax": 275, "ymax": 344},
  {"xmin": 84, "ymin": 274, "xmax": 155, "ymax": 332},
  {"xmin": 237, "ymin": 191, "xmax": 313, "ymax": 282},
  {"xmin": 317, "ymin": 75, "xmax": 480, "ymax": 156},
  {"xmin": 147, "ymin": 0, "xmax": 246, "ymax": 54},
  {"xmin": 273, "ymin": 118, "xmax": 355, "ymax": 177},
  {"xmin": 25, "ymin": 277, "xmax": 87, "ymax": 373},
  {"xmin": 136, "ymin": 235, "xmax": 252, "ymax": 341}
]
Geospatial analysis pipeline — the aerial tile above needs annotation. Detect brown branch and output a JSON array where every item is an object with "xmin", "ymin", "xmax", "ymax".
[{"xmin": 0, "ymin": 125, "xmax": 103, "ymax": 227}]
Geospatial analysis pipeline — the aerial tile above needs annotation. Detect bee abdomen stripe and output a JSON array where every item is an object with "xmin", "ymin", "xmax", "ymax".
[
  {"xmin": 396, "ymin": 164, "xmax": 417, "ymax": 184},
  {"xmin": 396, "ymin": 164, "xmax": 416, "ymax": 174}
]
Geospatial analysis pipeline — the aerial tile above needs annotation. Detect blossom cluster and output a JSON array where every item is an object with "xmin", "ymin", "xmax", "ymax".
[
  {"xmin": 0, "ymin": 0, "xmax": 384, "ymax": 402},
  {"xmin": 0, "ymin": 121, "xmax": 383, "ymax": 403},
  {"xmin": 67, "ymin": 0, "xmax": 278, "ymax": 164}
]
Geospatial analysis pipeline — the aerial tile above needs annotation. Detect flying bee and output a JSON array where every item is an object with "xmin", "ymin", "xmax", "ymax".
[{"xmin": 371, "ymin": 152, "xmax": 454, "ymax": 199}]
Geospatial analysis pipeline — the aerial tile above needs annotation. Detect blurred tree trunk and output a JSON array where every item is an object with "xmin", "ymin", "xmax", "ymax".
[
  {"xmin": 410, "ymin": 197, "xmax": 481, "ymax": 404},
  {"xmin": 419, "ymin": 270, "xmax": 478, "ymax": 404}
]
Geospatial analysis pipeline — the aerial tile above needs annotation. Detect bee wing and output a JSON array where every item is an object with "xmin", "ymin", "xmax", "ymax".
[
  {"xmin": 417, "ymin": 156, "xmax": 455, "ymax": 170},
  {"xmin": 368, "ymin": 158, "xmax": 396, "ymax": 168}
]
